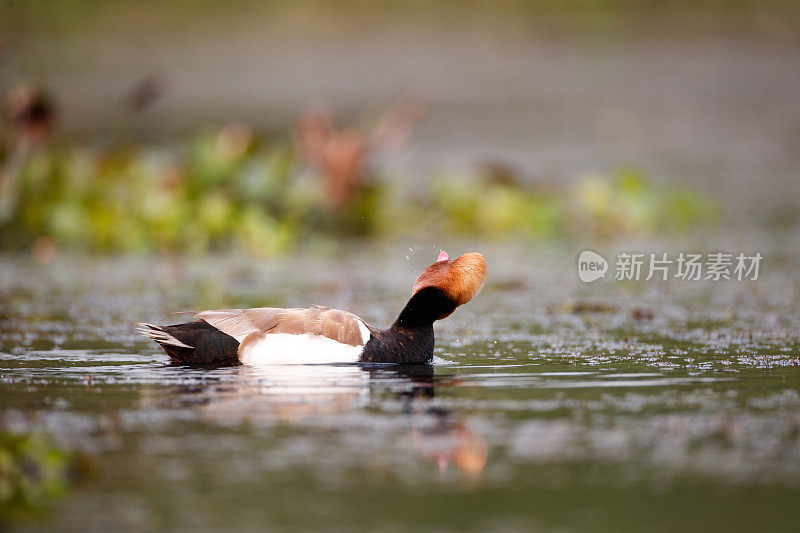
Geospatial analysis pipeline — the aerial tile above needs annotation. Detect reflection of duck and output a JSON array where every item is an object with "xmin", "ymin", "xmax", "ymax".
[
  {"xmin": 138, "ymin": 251, "xmax": 486, "ymax": 366},
  {"xmin": 388, "ymin": 365, "xmax": 488, "ymax": 481},
  {"xmin": 412, "ymin": 410, "xmax": 488, "ymax": 480},
  {"xmin": 143, "ymin": 364, "xmax": 488, "ymax": 480},
  {"xmin": 176, "ymin": 364, "xmax": 435, "ymax": 423},
  {"xmin": 200, "ymin": 364, "xmax": 370, "ymax": 423}
]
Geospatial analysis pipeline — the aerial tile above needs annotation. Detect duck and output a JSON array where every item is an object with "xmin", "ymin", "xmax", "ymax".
[{"xmin": 137, "ymin": 251, "xmax": 486, "ymax": 366}]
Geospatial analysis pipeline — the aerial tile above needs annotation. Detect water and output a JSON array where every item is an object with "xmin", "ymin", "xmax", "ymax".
[{"xmin": 2, "ymin": 242, "xmax": 800, "ymax": 531}]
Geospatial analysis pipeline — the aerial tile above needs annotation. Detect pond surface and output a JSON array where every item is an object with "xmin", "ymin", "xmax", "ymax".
[{"xmin": 2, "ymin": 241, "xmax": 800, "ymax": 531}]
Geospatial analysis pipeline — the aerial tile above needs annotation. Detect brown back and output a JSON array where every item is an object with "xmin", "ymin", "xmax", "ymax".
[{"xmin": 196, "ymin": 306, "xmax": 369, "ymax": 347}]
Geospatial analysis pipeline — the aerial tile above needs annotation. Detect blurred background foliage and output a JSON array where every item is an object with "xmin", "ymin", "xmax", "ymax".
[
  {"xmin": 4, "ymin": 0, "xmax": 800, "ymax": 40},
  {"xmin": 0, "ymin": 431, "xmax": 82, "ymax": 524},
  {"xmin": 1, "ymin": 0, "xmax": 795, "ymax": 256},
  {"xmin": 0, "ymin": 113, "xmax": 718, "ymax": 255}
]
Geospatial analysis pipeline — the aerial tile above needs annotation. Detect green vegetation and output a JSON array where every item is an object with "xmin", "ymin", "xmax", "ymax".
[
  {"xmin": 0, "ymin": 432, "xmax": 76, "ymax": 523},
  {"xmin": 3, "ymin": 0, "xmax": 798, "ymax": 42},
  {"xmin": 0, "ymin": 126, "xmax": 719, "ymax": 255},
  {"xmin": 430, "ymin": 167, "xmax": 717, "ymax": 240}
]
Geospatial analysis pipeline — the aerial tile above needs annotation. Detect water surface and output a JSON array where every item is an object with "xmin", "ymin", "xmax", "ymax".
[{"xmin": 1, "ymin": 243, "xmax": 799, "ymax": 531}]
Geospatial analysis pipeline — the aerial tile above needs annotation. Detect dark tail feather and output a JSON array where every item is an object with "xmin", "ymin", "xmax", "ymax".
[{"xmin": 136, "ymin": 321, "xmax": 240, "ymax": 366}]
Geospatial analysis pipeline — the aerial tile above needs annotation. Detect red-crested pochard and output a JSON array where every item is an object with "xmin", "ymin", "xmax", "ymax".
[{"xmin": 137, "ymin": 251, "xmax": 487, "ymax": 365}]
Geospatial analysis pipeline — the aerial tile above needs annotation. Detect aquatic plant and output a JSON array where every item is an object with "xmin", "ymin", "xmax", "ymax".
[
  {"xmin": 428, "ymin": 166, "xmax": 717, "ymax": 240},
  {"xmin": 0, "ymin": 123, "xmax": 718, "ymax": 255},
  {"xmin": 0, "ymin": 432, "xmax": 74, "ymax": 523}
]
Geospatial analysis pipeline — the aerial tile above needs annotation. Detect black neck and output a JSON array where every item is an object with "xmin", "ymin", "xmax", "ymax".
[
  {"xmin": 394, "ymin": 287, "xmax": 456, "ymax": 329},
  {"xmin": 360, "ymin": 287, "xmax": 457, "ymax": 364}
]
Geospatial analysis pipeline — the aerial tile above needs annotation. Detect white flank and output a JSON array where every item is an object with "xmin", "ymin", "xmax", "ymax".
[
  {"xmin": 357, "ymin": 319, "xmax": 371, "ymax": 344},
  {"xmin": 239, "ymin": 333, "xmax": 364, "ymax": 366}
]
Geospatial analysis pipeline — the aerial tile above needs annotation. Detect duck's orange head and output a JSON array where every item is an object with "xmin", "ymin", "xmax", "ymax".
[{"xmin": 412, "ymin": 251, "xmax": 487, "ymax": 318}]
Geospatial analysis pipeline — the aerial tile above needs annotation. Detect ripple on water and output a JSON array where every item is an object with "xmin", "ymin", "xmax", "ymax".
[{"xmin": 1, "ymin": 251, "xmax": 800, "ymax": 530}]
